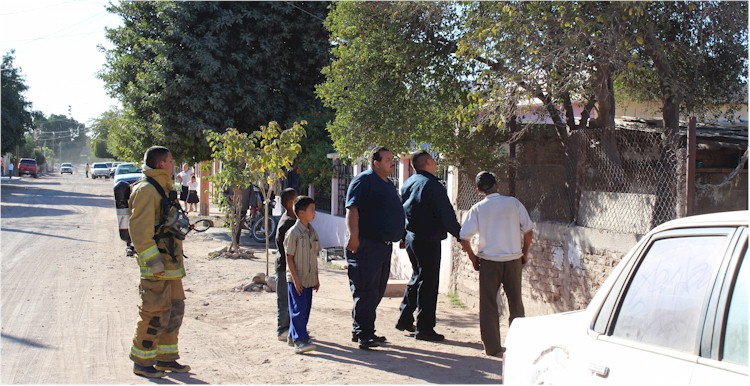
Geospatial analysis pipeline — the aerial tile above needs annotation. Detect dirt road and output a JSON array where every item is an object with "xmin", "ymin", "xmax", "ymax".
[{"xmin": 1, "ymin": 173, "xmax": 502, "ymax": 384}]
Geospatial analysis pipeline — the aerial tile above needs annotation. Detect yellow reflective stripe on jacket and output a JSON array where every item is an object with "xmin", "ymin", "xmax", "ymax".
[
  {"xmin": 139, "ymin": 267, "xmax": 186, "ymax": 280},
  {"xmin": 139, "ymin": 245, "xmax": 160, "ymax": 264},
  {"xmin": 161, "ymin": 267, "xmax": 185, "ymax": 280},
  {"xmin": 157, "ymin": 344, "xmax": 178, "ymax": 355},
  {"xmin": 131, "ymin": 345, "xmax": 157, "ymax": 360}
]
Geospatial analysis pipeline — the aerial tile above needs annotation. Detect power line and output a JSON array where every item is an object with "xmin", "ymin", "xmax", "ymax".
[{"xmin": 290, "ymin": 3, "xmax": 326, "ymax": 23}]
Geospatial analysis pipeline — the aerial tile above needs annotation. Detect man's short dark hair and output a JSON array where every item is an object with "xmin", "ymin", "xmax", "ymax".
[
  {"xmin": 293, "ymin": 195, "xmax": 316, "ymax": 216},
  {"xmin": 476, "ymin": 171, "xmax": 497, "ymax": 194},
  {"xmin": 411, "ymin": 150, "xmax": 432, "ymax": 171},
  {"xmin": 144, "ymin": 146, "xmax": 171, "ymax": 169},
  {"xmin": 369, "ymin": 146, "xmax": 390, "ymax": 164},
  {"xmin": 280, "ymin": 188, "xmax": 298, "ymax": 208}
]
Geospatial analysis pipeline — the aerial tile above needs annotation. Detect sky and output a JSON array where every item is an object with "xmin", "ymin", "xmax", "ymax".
[{"xmin": 1, "ymin": 0, "xmax": 123, "ymax": 126}]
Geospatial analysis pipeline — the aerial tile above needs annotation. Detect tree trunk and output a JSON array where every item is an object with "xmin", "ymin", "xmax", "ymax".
[
  {"xmin": 650, "ymin": 93, "xmax": 682, "ymax": 228},
  {"xmin": 230, "ymin": 187, "xmax": 242, "ymax": 253},
  {"xmin": 592, "ymin": 65, "xmax": 626, "ymax": 189}
]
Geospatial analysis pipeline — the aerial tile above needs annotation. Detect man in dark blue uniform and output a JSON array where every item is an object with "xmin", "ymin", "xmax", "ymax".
[
  {"xmin": 395, "ymin": 150, "xmax": 461, "ymax": 341},
  {"xmin": 345, "ymin": 146, "xmax": 405, "ymax": 349}
]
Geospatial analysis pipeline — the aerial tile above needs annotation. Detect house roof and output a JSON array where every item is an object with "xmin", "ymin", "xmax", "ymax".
[{"xmin": 615, "ymin": 117, "xmax": 747, "ymax": 146}]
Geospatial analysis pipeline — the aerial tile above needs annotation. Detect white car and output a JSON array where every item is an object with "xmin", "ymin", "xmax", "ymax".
[
  {"xmin": 60, "ymin": 163, "xmax": 73, "ymax": 174},
  {"xmin": 504, "ymin": 210, "xmax": 748, "ymax": 385},
  {"xmin": 113, "ymin": 163, "xmax": 143, "ymax": 185},
  {"xmin": 91, "ymin": 162, "xmax": 110, "ymax": 179}
]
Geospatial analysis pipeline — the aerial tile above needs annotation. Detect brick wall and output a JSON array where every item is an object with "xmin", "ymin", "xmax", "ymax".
[{"xmin": 448, "ymin": 219, "xmax": 640, "ymax": 317}]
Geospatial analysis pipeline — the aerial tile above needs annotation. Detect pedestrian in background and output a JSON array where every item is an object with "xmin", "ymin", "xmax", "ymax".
[
  {"xmin": 8, "ymin": 160, "xmax": 13, "ymax": 179},
  {"xmin": 186, "ymin": 175, "xmax": 199, "ymax": 212},
  {"xmin": 395, "ymin": 150, "xmax": 461, "ymax": 342},
  {"xmin": 275, "ymin": 188, "xmax": 299, "ymax": 342},
  {"xmin": 345, "ymin": 146, "xmax": 405, "ymax": 349},
  {"xmin": 85, "ymin": 162, "xmax": 90, "ymax": 178},
  {"xmin": 177, "ymin": 164, "xmax": 192, "ymax": 210},
  {"xmin": 459, "ymin": 171, "xmax": 534, "ymax": 357},
  {"xmin": 174, "ymin": 175, "xmax": 183, "ymax": 197},
  {"xmin": 128, "ymin": 146, "xmax": 191, "ymax": 378},
  {"xmin": 284, "ymin": 196, "xmax": 320, "ymax": 354}
]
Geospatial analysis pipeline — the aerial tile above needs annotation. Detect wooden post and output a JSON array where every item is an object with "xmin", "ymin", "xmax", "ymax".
[
  {"xmin": 199, "ymin": 160, "xmax": 211, "ymax": 216},
  {"xmin": 508, "ymin": 116, "xmax": 517, "ymax": 197},
  {"xmin": 686, "ymin": 117, "xmax": 697, "ymax": 216}
]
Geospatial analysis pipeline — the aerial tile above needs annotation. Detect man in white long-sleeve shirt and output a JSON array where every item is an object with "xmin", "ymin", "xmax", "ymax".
[{"xmin": 459, "ymin": 171, "xmax": 534, "ymax": 357}]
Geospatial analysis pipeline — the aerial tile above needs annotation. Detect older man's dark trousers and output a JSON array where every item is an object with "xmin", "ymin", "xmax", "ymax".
[
  {"xmin": 396, "ymin": 232, "xmax": 441, "ymax": 333},
  {"xmin": 347, "ymin": 237, "xmax": 392, "ymax": 340}
]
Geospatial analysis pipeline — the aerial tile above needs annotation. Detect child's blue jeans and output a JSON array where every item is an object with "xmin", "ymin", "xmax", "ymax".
[{"xmin": 288, "ymin": 284, "xmax": 313, "ymax": 343}]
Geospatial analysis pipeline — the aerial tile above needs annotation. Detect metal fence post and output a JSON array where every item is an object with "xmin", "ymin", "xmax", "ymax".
[{"xmin": 686, "ymin": 117, "xmax": 697, "ymax": 216}]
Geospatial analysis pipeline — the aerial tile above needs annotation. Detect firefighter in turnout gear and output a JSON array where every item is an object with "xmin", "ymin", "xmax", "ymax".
[{"xmin": 128, "ymin": 146, "xmax": 191, "ymax": 378}]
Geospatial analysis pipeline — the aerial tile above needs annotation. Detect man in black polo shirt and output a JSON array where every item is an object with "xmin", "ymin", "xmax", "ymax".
[
  {"xmin": 395, "ymin": 150, "xmax": 461, "ymax": 342},
  {"xmin": 345, "ymin": 146, "xmax": 406, "ymax": 349}
]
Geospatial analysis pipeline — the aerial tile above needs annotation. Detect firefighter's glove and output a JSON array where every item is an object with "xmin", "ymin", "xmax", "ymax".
[{"xmin": 150, "ymin": 261, "xmax": 166, "ymax": 276}]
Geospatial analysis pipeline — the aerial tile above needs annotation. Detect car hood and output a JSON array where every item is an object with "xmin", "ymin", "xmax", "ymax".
[{"xmin": 114, "ymin": 173, "xmax": 144, "ymax": 183}]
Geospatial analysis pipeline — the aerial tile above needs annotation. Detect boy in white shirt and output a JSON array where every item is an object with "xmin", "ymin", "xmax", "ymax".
[{"xmin": 459, "ymin": 171, "xmax": 533, "ymax": 357}]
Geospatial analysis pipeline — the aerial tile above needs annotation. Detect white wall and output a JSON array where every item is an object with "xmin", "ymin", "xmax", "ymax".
[
  {"xmin": 312, "ymin": 165, "xmax": 460, "ymax": 292},
  {"xmin": 311, "ymin": 211, "xmax": 347, "ymax": 249}
]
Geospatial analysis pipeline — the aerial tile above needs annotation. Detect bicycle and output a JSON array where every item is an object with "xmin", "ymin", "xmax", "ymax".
[{"xmin": 242, "ymin": 200, "xmax": 277, "ymax": 243}]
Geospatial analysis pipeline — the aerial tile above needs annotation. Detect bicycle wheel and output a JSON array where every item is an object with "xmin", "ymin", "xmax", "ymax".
[{"xmin": 251, "ymin": 216, "xmax": 277, "ymax": 243}]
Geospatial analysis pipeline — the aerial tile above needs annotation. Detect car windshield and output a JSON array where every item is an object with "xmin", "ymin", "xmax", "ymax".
[
  {"xmin": 93, "ymin": 163, "xmax": 108, "ymax": 168},
  {"xmin": 116, "ymin": 164, "xmax": 140, "ymax": 174},
  {"xmin": 62, "ymin": 163, "xmax": 72, "ymax": 167}
]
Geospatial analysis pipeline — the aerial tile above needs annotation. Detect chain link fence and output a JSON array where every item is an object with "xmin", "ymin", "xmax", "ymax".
[{"xmin": 456, "ymin": 127, "xmax": 683, "ymax": 234}]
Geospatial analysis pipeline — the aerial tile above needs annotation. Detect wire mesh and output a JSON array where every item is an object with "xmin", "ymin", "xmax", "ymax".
[{"xmin": 455, "ymin": 128, "xmax": 682, "ymax": 234}]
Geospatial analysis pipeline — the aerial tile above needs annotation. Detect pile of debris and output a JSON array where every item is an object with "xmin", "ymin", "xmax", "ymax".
[
  {"xmin": 235, "ymin": 272, "xmax": 277, "ymax": 293},
  {"xmin": 209, "ymin": 246, "xmax": 255, "ymax": 260}
]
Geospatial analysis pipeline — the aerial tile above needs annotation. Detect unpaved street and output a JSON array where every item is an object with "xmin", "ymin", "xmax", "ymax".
[{"xmin": 1, "ymin": 173, "xmax": 502, "ymax": 384}]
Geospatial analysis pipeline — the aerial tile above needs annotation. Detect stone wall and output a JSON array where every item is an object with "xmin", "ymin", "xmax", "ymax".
[{"xmin": 448, "ymin": 219, "xmax": 639, "ymax": 317}]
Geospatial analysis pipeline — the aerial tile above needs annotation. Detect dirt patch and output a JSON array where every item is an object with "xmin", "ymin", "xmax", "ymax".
[{"xmin": 176, "ymin": 229, "xmax": 503, "ymax": 384}]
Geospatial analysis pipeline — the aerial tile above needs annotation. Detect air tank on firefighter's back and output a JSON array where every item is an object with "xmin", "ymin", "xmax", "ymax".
[{"xmin": 113, "ymin": 180, "xmax": 132, "ymax": 243}]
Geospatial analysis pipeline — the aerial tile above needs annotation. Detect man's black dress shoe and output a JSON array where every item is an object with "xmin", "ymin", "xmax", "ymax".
[{"xmin": 415, "ymin": 331, "xmax": 445, "ymax": 341}]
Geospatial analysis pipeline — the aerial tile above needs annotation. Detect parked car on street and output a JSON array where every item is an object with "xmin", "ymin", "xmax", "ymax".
[
  {"xmin": 91, "ymin": 162, "xmax": 110, "ymax": 179},
  {"xmin": 504, "ymin": 210, "xmax": 748, "ymax": 385},
  {"xmin": 60, "ymin": 163, "xmax": 73, "ymax": 174},
  {"xmin": 113, "ymin": 163, "xmax": 143, "ymax": 185},
  {"xmin": 17, "ymin": 158, "xmax": 38, "ymax": 178},
  {"xmin": 110, "ymin": 161, "xmax": 125, "ymax": 178}
]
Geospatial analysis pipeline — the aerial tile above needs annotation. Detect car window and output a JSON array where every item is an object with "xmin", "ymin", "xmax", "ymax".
[
  {"xmin": 611, "ymin": 235, "xmax": 727, "ymax": 353},
  {"xmin": 20, "ymin": 159, "xmax": 36, "ymax": 165},
  {"xmin": 722, "ymin": 247, "xmax": 748, "ymax": 366},
  {"xmin": 117, "ymin": 165, "xmax": 138, "ymax": 174}
]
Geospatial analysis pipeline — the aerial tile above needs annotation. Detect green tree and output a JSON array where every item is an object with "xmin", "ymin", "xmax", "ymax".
[
  {"xmin": 90, "ymin": 107, "xmax": 157, "ymax": 161},
  {"xmin": 33, "ymin": 114, "xmax": 87, "ymax": 163},
  {"xmin": 295, "ymin": 108, "xmax": 334, "ymax": 196},
  {"xmin": 321, "ymin": 1, "xmax": 747, "ymax": 171},
  {"xmin": 617, "ymin": 1, "xmax": 748, "ymax": 130},
  {"xmin": 1, "ymin": 51, "xmax": 33, "ymax": 155},
  {"xmin": 101, "ymin": 1, "xmax": 330, "ymax": 162},
  {"xmin": 205, "ymin": 121, "xmax": 306, "ymax": 273},
  {"xmin": 19, "ymin": 133, "xmax": 47, "ymax": 167},
  {"xmin": 317, "ymin": 2, "xmax": 479, "ymax": 166}
]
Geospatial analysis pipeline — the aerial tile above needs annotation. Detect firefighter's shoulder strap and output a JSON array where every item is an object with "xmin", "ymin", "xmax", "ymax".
[
  {"xmin": 143, "ymin": 176, "xmax": 179, "ymax": 220},
  {"xmin": 143, "ymin": 176, "xmax": 179, "ymax": 262}
]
